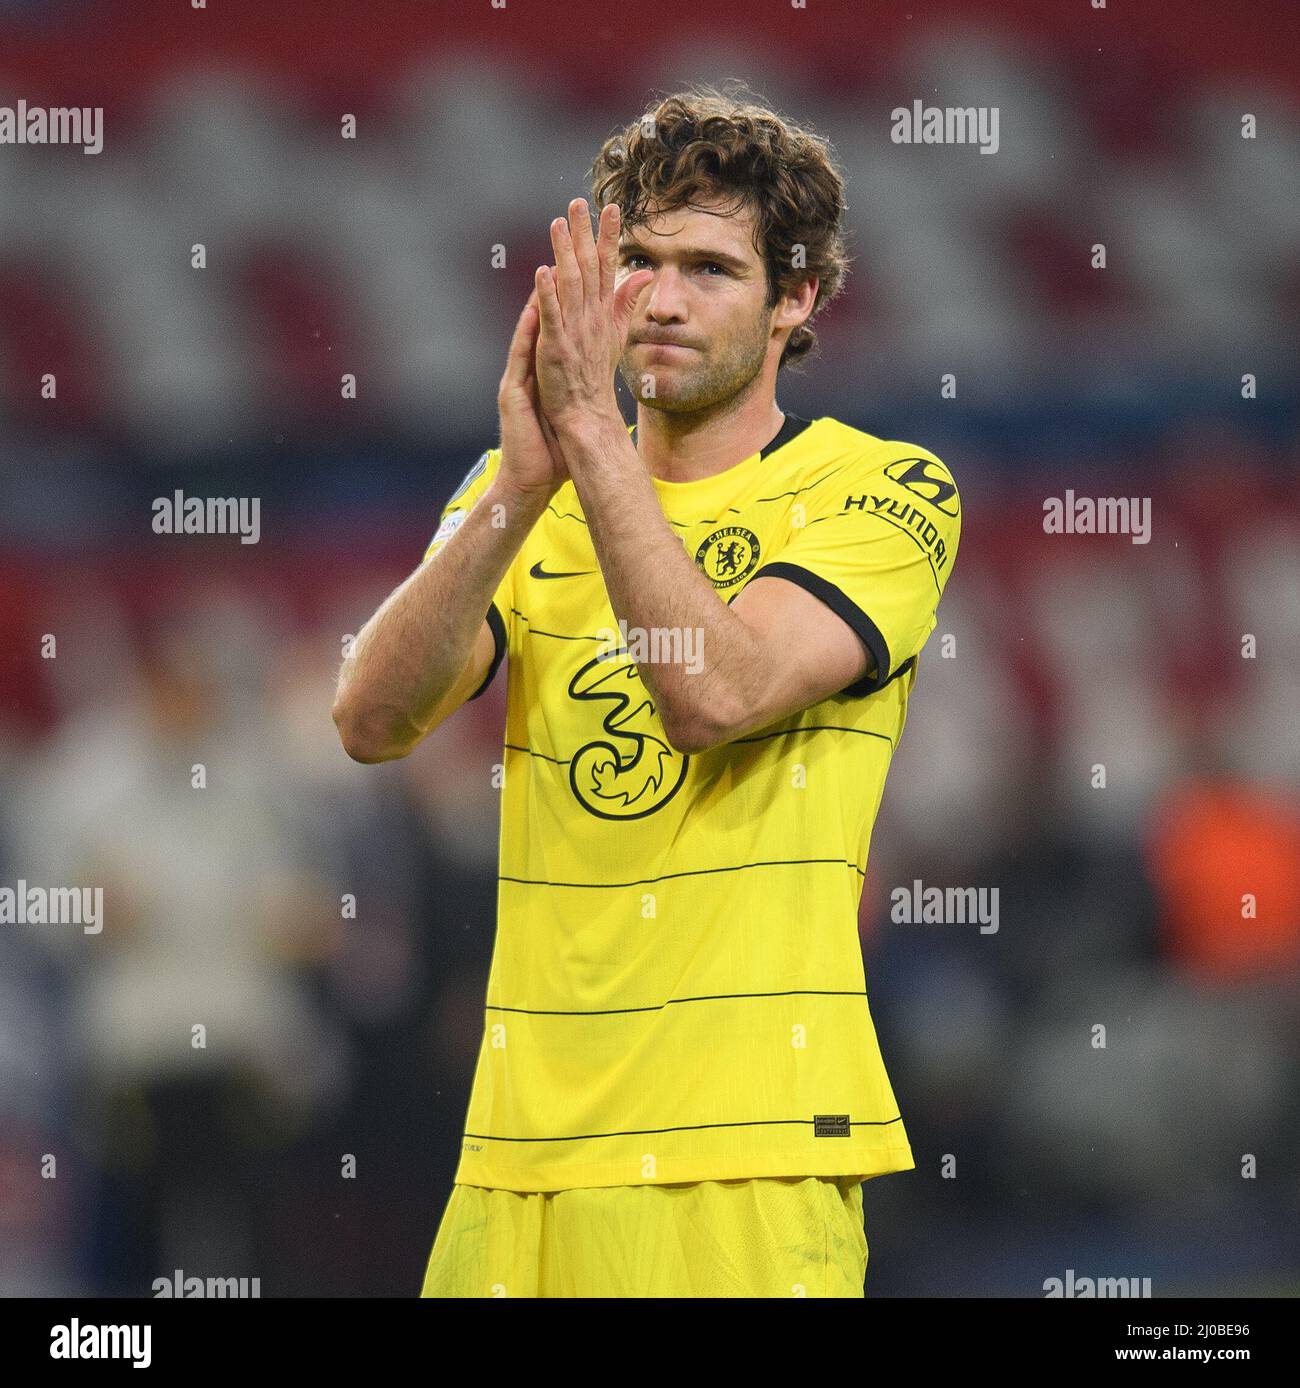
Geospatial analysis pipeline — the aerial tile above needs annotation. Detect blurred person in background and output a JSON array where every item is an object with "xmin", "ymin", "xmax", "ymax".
[{"xmin": 8, "ymin": 590, "xmax": 350, "ymax": 1293}]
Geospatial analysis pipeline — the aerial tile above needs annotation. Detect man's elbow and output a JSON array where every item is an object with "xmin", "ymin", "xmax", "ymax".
[
  {"xmin": 331, "ymin": 698, "xmax": 422, "ymax": 764},
  {"xmin": 659, "ymin": 697, "xmax": 740, "ymax": 756}
]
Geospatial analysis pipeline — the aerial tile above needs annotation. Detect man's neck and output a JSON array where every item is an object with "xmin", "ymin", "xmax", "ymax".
[{"xmin": 633, "ymin": 388, "xmax": 787, "ymax": 484}]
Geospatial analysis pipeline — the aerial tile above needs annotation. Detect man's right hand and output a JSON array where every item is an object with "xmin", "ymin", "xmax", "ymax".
[{"xmin": 497, "ymin": 286, "xmax": 569, "ymax": 504}]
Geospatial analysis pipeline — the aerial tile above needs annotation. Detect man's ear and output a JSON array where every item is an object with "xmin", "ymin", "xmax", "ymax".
[{"xmin": 785, "ymin": 274, "xmax": 819, "ymax": 328}]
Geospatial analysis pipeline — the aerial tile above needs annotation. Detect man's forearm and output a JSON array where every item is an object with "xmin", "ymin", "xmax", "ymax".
[
  {"xmin": 333, "ymin": 477, "xmax": 545, "ymax": 757},
  {"xmin": 556, "ymin": 415, "xmax": 762, "ymax": 748}
]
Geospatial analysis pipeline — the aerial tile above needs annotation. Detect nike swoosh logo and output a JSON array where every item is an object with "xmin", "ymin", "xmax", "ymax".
[{"xmin": 530, "ymin": 561, "xmax": 594, "ymax": 580}]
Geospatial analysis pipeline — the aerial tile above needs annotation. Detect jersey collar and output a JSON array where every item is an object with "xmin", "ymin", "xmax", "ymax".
[{"xmin": 630, "ymin": 412, "xmax": 817, "ymax": 494}]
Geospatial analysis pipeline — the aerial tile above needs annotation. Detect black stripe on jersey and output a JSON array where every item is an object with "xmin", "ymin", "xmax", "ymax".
[
  {"xmin": 503, "ymin": 741, "xmax": 570, "ymax": 763},
  {"xmin": 507, "ymin": 608, "xmax": 608, "ymax": 641},
  {"xmin": 466, "ymin": 600, "xmax": 508, "ymax": 701},
  {"xmin": 503, "ymin": 613, "xmax": 891, "ymax": 676},
  {"xmin": 499, "ymin": 857, "xmax": 866, "ymax": 889},
  {"xmin": 545, "ymin": 502, "xmax": 618, "ymax": 528},
  {"xmin": 732, "ymin": 723, "xmax": 895, "ymax": 749},
  {"xmin": 500, "ymin": 613, "xmax": 895, "ymax": 686},
  {"xmin": 748, "ymin": 561, "xmax": 895, "ymax": 698},
  {"xmin": 807, "ymin": 504, "xmax": 945, "ymax": 593},
  {"xmin": 550, "ymin": 467, "xmax": 843, "ymax": 531},
  {"xmin": 486, "ymin": 988, "xmax": 871, "ymax": 1017},
  {"xmin": 754, "ymin": 462, "xmax": 849, "ymax": 505},
  {"xmin": 463, "ymin": 1115, "xmax": 905, "ymax": 1143},
  {"xmin": 504, "ymin": 724, "xmax": 896, "ymax": 764},
  {"xmin": 545, "ymin": 461, "xmax": 848, "ymax": 531}
]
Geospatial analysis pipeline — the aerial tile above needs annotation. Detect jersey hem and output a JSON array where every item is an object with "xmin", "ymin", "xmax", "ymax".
[{"xmin": 450, "ymin": 1140, "xmax": 916, "ymax": 1193}]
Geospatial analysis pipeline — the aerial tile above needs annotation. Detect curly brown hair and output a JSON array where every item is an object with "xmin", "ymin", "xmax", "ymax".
[{"xmin": 590, "ymin": 82, "xmax": 850, "ymax": 370}]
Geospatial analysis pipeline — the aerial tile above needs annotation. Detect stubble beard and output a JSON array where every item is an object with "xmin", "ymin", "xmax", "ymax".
[{"xmin": 619, "ymin": 302, "xmax": 773, "ymax": 416}]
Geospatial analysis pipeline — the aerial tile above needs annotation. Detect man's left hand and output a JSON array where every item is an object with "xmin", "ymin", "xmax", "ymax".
[{"xmin": 534, "ymin": 198, "xmax": 653, "ymax": 433}]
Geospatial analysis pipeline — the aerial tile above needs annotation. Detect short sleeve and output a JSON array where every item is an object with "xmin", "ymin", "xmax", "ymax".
[
  {"xmin": 421, "ymin": 447, "xmax": 512, "ymax": 701},
  {"xmin": 750, "ymin": 448, "xmax": 960, "ymax": 697}
]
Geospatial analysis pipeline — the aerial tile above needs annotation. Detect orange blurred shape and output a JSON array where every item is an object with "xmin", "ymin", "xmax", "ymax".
[{"xmin": 1148, "ymin": 780, "xmax": 1300, "ymax": 982}]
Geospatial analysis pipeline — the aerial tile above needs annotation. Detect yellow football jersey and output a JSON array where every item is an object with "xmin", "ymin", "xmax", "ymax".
[{"xmin": 421, "ymin": 413, "xmax": 960, "ymax": 1191}]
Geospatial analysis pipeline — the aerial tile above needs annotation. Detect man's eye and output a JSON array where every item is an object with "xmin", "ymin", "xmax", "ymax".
[
  {"xmin": 700, "ymin": 262, "xmax": 726, "ymax": 275},
  {"xmin": 625, "ymin": 254, "xmax": 651, "ymax": 269}
]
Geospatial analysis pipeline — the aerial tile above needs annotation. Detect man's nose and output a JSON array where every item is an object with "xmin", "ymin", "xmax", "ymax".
[{"xmin": 643, "ymin": 267, "xmax": 687, "ymax": 320}]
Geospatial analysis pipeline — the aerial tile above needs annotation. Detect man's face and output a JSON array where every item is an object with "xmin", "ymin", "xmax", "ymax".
[{"xmin": 614, "ymin": 196, "xmax": 781, "ymax": 414}]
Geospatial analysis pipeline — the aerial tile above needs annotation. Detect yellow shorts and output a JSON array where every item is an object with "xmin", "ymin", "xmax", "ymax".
[{"xmin": 420, "ymin": 1176, "xmax": 867, "ymax": 1298}]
